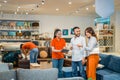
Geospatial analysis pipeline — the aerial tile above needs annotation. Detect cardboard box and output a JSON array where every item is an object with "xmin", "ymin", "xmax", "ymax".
[{"xmin": 30, "ymin": 63, "xmax": 41, "ymax": 69}]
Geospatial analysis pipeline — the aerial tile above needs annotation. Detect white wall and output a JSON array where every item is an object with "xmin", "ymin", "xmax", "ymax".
[
  {"xmin": 115, "ymin": 11, "xmax": 120, "ymax": 53},
  {"xmin": 39, "ymin": 15, "xmax": 95, "ymax": 37},
  {"xmin": 0, "ymin": 14, "xmax": 96, "ymax": 37}
]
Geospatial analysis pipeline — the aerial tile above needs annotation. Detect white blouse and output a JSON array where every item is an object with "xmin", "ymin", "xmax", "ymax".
[{"xmin": 85, "ymin": 36, "xmax": 99, "ymax": 56}]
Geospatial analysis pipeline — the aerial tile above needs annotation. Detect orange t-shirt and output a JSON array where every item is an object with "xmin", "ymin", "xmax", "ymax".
[
  {"xmin": 22, "ymin": 42, "xmax": 37, "ymax": 50},
  {"xmin": 51, "ymin": 38, "xmax": 66, "ymax": 59}
]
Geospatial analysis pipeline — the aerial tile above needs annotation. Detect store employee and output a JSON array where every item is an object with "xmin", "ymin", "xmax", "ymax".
[{"xmin": 20, "ymin": 42, "xmax": 38, "ymax": 63}]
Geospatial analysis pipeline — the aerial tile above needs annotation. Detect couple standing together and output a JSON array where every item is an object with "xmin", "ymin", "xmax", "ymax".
[{"xmin": 51, "ymin": 26, "xmax": 99, "ymax": 80}]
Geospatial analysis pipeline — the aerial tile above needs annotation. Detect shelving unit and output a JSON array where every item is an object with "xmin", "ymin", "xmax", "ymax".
[
  {"xmin": 0, "ymin": 20, "xmax": 40, "ymax": 66},
  {"xmin": 95, "ymin": 17, "xmax": 115, "ymax": 53},
  {"xmin": 0, "ymin": 20, "xmax": 40, "ymax": 42}
]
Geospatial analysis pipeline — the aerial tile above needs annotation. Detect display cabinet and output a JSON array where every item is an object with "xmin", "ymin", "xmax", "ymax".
[{"xmin": 95, "ymin": 18, "xmax": 115, "ymax": 53}]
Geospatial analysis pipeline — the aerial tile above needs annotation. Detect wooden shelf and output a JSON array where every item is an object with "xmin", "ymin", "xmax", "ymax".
[
  {"xmin": 0, "ymin": 39, "xmax": 31, "ymax": 42},
  {"xmin": 98, "ymin": 35, "xmax": 113, "ymax": 37},
  {"xmin": 95, "ymin": 29, "xmax": 113, "ymax": 31},
  {"xmin": 99, "ymin": 46, "xmax": 113, "ymax": 47},
  {"xmin": 0, "ymin": 29, "xmax": 38, "ymax": 31},
  {"xmin": 37, "ymin": 58, "xmax": 52, "ymax": 61}
]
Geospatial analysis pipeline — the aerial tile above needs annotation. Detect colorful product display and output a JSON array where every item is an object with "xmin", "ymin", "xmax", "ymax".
[{"xmin": 0, "ymin": 20, "xmax": 39, "ymax": 40}]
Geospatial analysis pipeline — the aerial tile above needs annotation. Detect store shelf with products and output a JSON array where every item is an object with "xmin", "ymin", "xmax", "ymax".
[
  {"xmin": 95, "ymin": 17, "xmax": 115, "ymax": 53},
  {"xmin": 0, "ymin": 20, "xmax": 40, "ymax": 42}
]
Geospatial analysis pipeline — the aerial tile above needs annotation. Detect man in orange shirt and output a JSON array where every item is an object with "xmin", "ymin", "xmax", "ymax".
[
  {"xmin": 51, "ymin": 29, "xmax": 66, "ymax": 78},
  {"xmin": 20, "ymin": 42, "xmax": 38, "ymax": 63}
]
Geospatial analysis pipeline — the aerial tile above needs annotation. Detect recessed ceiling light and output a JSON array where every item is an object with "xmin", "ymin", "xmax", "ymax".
[
  {"xmin": 75, "ymin": 11, "xmax": 78, "ymax": 13},
  {"xmin": 93, "ymin": 4, "xmax": 95, "ymax": 7},
  {"xmin": 4, "ymin": 0, "xmax": 7, "ymax": 3},
  {"xmin": 17, "ymin": 9, "xmax": 19, "ymax": 12},
  {"xmin": 86, "ymin": 7, "xmax": 89, "ymax": 10},
  {"xmin": 42, "ymin": 2, "xmax": 44, "ymax": 5},
  {"xmin": 18, "ymin": 6, "xmax": 21, "ymax": 8},
  {"xmin": 42, "ymin": 0, "xmax": 45, "ymax": 5},
  {"xmin": 56, "ymin": 8, "xmax": 59, "ymax": 11},
  {"xmin": 26, "ymin": 12, "xmax": 28, "ymax": 15},
  {"xmin": 15, "ymin": 12, "xmax": 17, "ymax": 14},
  {"xmin": 68, "ymin": 1, "xmax": 72, "ymax": 5}
]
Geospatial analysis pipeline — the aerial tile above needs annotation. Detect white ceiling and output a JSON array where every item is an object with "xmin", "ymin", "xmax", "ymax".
[{"xmin": 0, "ymin": 0, "xmax": 120, "ymax": 16}]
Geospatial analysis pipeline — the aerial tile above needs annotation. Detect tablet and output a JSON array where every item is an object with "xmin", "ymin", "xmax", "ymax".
[{"xmin": 61, "ymin": 49, "xmax": 69, "ymax": 53}]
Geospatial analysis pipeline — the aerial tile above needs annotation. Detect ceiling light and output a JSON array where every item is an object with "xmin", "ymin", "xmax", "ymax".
[
  {"xmin": 56, "ymin": 8, "xmax": 59, "ymax": 11},
  {"xmin": 42, "ymin": 2, "xmax": 44, "ymax": 5},
  {"xmin": 93, "ymin": 4, "xmax": 95, "ymax": 7},
  {"xmin": 18, "ymin": 6, "xmax": 21, "ymax": 8},
  {"xmin": 15, "ymin": 12, "xmax": 17, "ymax": 14},
  {"xmin": 4, "ymin": 0, "xmax": 7, "ymax": 3},
  {"xmin": 17, "ymin": 9, "xmax": 19, "ymax": 12},
  {"xmin": 75, "ymin": 11, "xmax": 78, "ymax": 13},
  {"xmin": 0, "ymin": 4, "xmax": 2, "ymax": 7},
  {"xmin": 86, "ymin": 7, "xmax": 89, "ymax": 10},
  {"xmin": 42, "ymin": 0, "xmax": 45, "ymax": 5},
  {"xmin": 42, "ymin": 1, "xmax": 44, "ymax": 5},
  {"xmin": 26, "ymin": 12, "xmax": 28, "ymax": 15},
  {"xmin": 68, "ymin": 1, "xmax": 72, "ymax": 5}
]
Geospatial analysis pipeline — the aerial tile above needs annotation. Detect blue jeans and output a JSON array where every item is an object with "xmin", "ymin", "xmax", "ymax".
[
  {"xmin": 72, "ymin": 61, "xmax": 86, "ymax": 79},
  {"xmin": 52, "ymin": 59, "xmax": 64, "ymax": 78},
  {"xmin": 30, "ymin": 48, "xmax": 38, "ymax": 63}
]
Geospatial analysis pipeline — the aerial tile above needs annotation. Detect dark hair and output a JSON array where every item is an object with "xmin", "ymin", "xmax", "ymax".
[
  {"xmin": 53, "ymin": 29, "xmax": 61, "ymax": 38},
  {"xmin": 85, "ymin": 27, "xmax": 97, "ymax": 39},
  {"xmin": 73, "ymin": 26, "xmax": 80, "ymax": 31},
  {"xmin": 20, "ymin": 44, "xmax": 23, "ymax": 49}
]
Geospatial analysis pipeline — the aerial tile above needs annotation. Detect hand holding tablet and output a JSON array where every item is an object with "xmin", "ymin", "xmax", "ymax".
[{"xmin": 61, "ymin": 49, "xmax": 69, "ymax": 53}]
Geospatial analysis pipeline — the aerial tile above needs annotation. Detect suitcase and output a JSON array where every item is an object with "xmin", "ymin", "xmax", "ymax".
[{"xmin": 18, "ymin": 59, "xmax": 30, "ymax": 69}]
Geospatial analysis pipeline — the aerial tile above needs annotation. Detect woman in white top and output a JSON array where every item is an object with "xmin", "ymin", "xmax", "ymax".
[{"xmin": 85, "ymin": 27, "xmax": 99, "ymax": 80}]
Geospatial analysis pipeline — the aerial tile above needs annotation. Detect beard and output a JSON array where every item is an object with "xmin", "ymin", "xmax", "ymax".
[{"xmin": 75, "ymin": 34, "xmax": 80, "ymax": 37}]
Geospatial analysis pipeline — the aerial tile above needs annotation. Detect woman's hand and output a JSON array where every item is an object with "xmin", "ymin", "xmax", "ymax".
[
  {"xmin": 82, "ymin": 58, "xmax": 86, "ymax": 65},
  {"xmin": 77, "ymin": 43, "xmax": 83, "ymax": 47}
]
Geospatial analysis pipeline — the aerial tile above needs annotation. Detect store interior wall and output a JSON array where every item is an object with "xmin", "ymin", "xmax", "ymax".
[
  {"xmin": 0, "ymin": 14, "xmax": 95, "ymax": 37},
  {"xmin": 115, "ymin": 11, "xmax": 120, "ymax": 53},
  {"xmin": 0, "ymin": 13, "xmax": 120, "ymax": 53}
]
